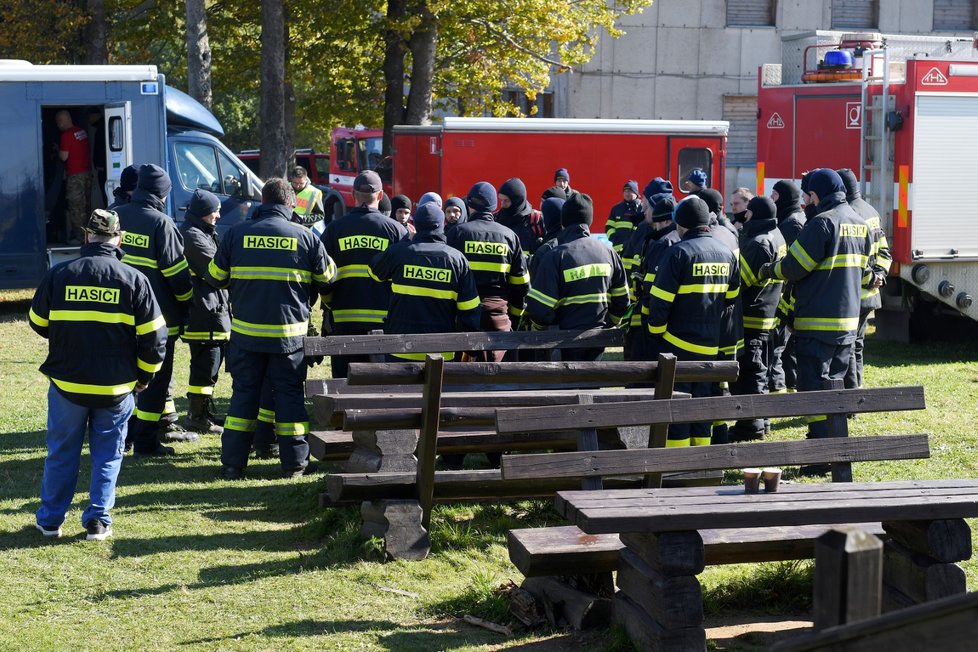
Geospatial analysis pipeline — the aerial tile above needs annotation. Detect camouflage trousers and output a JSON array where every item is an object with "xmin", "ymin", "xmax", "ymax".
[{"xmin": 65, "ymin": 171, "xmax": 92, "ymax": 242}]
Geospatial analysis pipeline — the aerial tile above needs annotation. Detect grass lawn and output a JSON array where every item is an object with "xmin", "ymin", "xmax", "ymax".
[{"xmin": 1, "ymin": 287, "xmax": 976, "ymax": 651}]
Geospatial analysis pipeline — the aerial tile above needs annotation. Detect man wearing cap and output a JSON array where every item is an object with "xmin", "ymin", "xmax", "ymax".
[
  {"xmin": 684, "ymin": 168, "xmax": 708, "ymax": 194},
  {"xmin": 109, "ymin": 165, "xmax": 139, "ymax": 210},
  {"xmin": 320, "ymin": 170, "xmax": 407, "ymax": 377},
  {"xmin": 448, "ymin": 181, "xmax": 529, "ymax": 362},
  {"xmin": 526, "ymin": 193, "xmax": 629, "ymax": 361},
  {"xmin": 769, "ymin": 179, "xmax": 807, "ymax": 394},
  {"xmin": 115, "ymin": 164, "xmax": 195, "ymax": 456},
  {"xmin": 179, "ymin": 189, "xmax": 230, "ymax": 435},
  {"xmin": 606, "ymin": 180, "xmax": 644, "ymax": 255},
  {"xmin": 647, "ymin": 196, "xmax": 740, "ymax": 447},
  {"xmin": 207, "ymin": 178, "xmax": 335, "ymax": 480},
  {"xmin": 496, "ymin": 178, "xmax": 545, "ymax": 256},
  {"xmin": 542, "ymin": 168, "xmax": 572, "ymax": 201},
  {"xmin": 759, "ymin": 168, "xmax": 873, "ymax": 456},
  {"xmin": 633, "ymin": 194, "xmax": 680, "ymax": 360},
  {"xmin": 729, "ymin": 196, "xmax": 786, "ymax": 442},
  {"xmin": 29, "ymin": 209, "xmax": 167, "ymax": 540},
  {"xmin": 289, "ymin": 166, "xmax": 325, "ymax": 226}
]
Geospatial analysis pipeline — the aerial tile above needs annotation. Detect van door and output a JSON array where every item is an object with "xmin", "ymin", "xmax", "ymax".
[
  {"xmin": 668, "ymin": 136, "xmax": 722, "ymax": 197},
  {"xmin": 103, "ymin": 102, "xmax": 133, "ymax": 201}
]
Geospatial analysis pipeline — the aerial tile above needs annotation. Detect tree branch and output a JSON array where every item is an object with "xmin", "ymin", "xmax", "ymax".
[{"xmin": 468, "ymin": 17, "xmax": 572, "ymax": 72}]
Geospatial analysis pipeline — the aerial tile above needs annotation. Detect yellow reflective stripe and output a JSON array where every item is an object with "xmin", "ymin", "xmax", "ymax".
[
  {"xmin": 335, "ymin": 264, "xmax": 372, "ymax": 280},
  {"xmin": 665, "ymin": 438, "xmax": 690, "ymax": 448},
  {"xmin": 650, "ymin": 286, "xmax": 675, "ymax": 302},
  {"xmin": 161, "ymin": 258, "xmax": 189, "ymax": 278},
  {"xmin": 275, "ymin": 422, "xmax": 310, "ymax": 437},
  {"xmin": 663, "ymin": 330, "xmax": 719, "ymax": 356},
  {"xmin": 692, "ymin": 437, "xmax": 712, "ymax": 446},
  {"xmin": 557, "ymin": 293, "xmax": 611, "ymax": 307},
  {"xmin": 123, "ymin": 254, "xmax": 159, "ymax": 269},
  {"xmin": 29, "ymin": 308, "xmax": 50, "ymax": 327},
  {"xmin": 367, "ymin": 267, "xmax": 384, "ymax": 282},
  {"xmin": 136, "ymin": 315, "xmax": 166, "ymax": 335},
  {"xmin": 137, "ymin": 357, "xmax": 163, "ymax": 373},
  {"xmin": 609, "ymin": 285, "xmax": 629, "ymax": 297},
  {"xmin": 527, "ymin": 287, "xmax": 558, "ymax": 309},
  {"xmin": 225, "ymin": 416, "xmax": 257, "ymax": 431},
  {"xmin": 315, "ymin": 260, "xmax": 338, "ymax": 284},
  {"xmin": 181, "ymin": 330, "xmax": 231, "ymax": 341},
  {"xmin": 187, "ymin": 384, "xmax": 215, "ymax": 395},
  {"xmin": 208, "ymin": 260, "xmax": 229, "ymax": 281},
  {"xmin": 629, "ymin": 313, "xmax": 642, "ymax": 326},
  {"xmin": 507, "ymin": 272, "xmax": 529, "ymax": 285},
  {"xmin": 719, "ymin": 340, "xmax": 742, "ymax": 356},
  {"xmin": 788, "ymin": 241, "xmax": 817, "ymax": 272},
  {"xmin": 230, "ymin": 266, "xmax": 312, "ymax": 283},
  {"xmin": 860, "ymin": 286, "xmax": 880, "ymax": 300},
  {"xmin": 641, "ymin": 304, "xmax": 650, "ymax": 316},
  {"xmin": 49, "ymin": 310, "xmax": 135, "ymax": 326},
  {"xmin": 392, "ymin": 351, "xmax": 457, "ymax": 361},
  {"xmin": 175, "ymin": 289, "xmax": 193, "ymax": 302},
  {"xmin": 50, "ymin": 376, "xmax": 136, "ymax": 397},
  {"xmin": 677, "ymin": 283, "xmax": 729, "ymax": 295},
  {"xmin": 392, "ymin": 283, "xmax": 457, "ymax": 301},
  {"xmin": 258, "ymin": 408, "xmax": 275, "ymax": 423},
  {"xmin": 805, "ymin": 415, "xmax": 828, "ymax": 424},
  {"xmin": 163, "ymin": 400, "xmax": 176, "ymax": 414},
  {"xmin": 743, "ymin": 315, "xmax": 778, "ymax": 330},
  {"xmin": 135, "ymin": 409, "xmax": 162, "ymax": 421},
  {"xmin": 814, "ymin": 253, "xmax": 869, "ymax": 271},
  {"xmin": 647, "ymin": 322, "xmax": 666, "ymax": 335},
  {"xmin": 469, "ymin": 261, "xmax": 511, "ymax": 274},
  {"xmin": 231, "ymin": 319, "xmax": 309, "ymax": 338},
  {"xmin": 739, "ymin": 255, "xmax": 759, "ymax": 287},
  {"xmin": 457, "ymin": 296, "xmax": 481, "ymax": 311},
  {"xmin": 333, "ymin": 309, "xmax": 388, "ymax": 323},
  {"xmin": 622, "ymin": 257, "xmax": 634, "ymax": 272},
  {"xmin": 167, "ymin": 325, "xmax": 181, "ymax": 336},
  {"xmin": 509, "ymin": 305, "xmax": 525, "ymax": 317},
  {"xmin": 726, "ymin": 285, "xmax": 740, "ymax": 300},
  {"xmin": 793, "ymin": 317, "xmax": 860, "ymax": 331},
  {"xmin": 643, "ymin": 273, "xmax": 655, "ymax": 284}
]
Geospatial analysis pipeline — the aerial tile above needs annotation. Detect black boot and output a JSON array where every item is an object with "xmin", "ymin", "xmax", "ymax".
[
  {"xmin": 204, "ymin": 397, "xmax": 225, "ymax": 426},
  {"xmin": 183, "ymin": 395, "xmax": 223, "ymax": 435},
  {"xmin": 160, "ymin": 418, "xmax": 201, "ymax": 442}
]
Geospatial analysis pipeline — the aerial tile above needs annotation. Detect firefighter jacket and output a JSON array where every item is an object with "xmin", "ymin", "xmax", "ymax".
[
  {"xmin": 637, "ymin": 224, "xmax": 681, "ymax": 331},
  {"xmin": 777, "ymin": 206, "xmax": 807, "ymax": 246},
  {"xmin": 320, "ymin": 206, "xmax": 408, "ymax": 330},
  {"xmin": 847, "ymin": 193, "xmax": 892, "ymax": 310},
  {"xmin": 497, "ymin": 207, "xmax": 545, "ymax": 256},
  {"xmin": 709, "ymin": 217, "xmax": 743, "ymax": 357},
  {"xmin": 647, "ymin": 229, "xmax": 741, "ymax": 359},
  {"xmin": 179, "ymin": 212, "xmax": 231, "ymax": 343},
  {"xmin": 447, "ymin": 212, "xmax": 529, "ymax": 318},
  {"xmin": 526, "ymin": 224, "xmax": 629, "ymax": 331},
  {"xmin": 29, "ymin": 242, "xmax": 167, "ymax": 408},
  {"xmin": 115, "ymin": 189, "xmax": 193, "ymax": 336},
  {"xmin": 772, "ymin": 193, "xmax": 873, "ymax": 345},
  {"xmin": 368, "ymin": 231, "xmax": 481, "ymax": 358},
  {"xmin": 738, "ymin": 216, "xmax": 786, "ymax": 335},
  {"xmin": 206, "ymin": 203, "xmax": 335, "ymax": 354},
  {"xmin": 620, "ymin": 221, "xmax": 652, "ymax": 278},
  {"xmin": 606, "ymin": 199, "xmax": 644, "ymax": 254},
  {"xmin": 293, "ymin": 183, "xmax": 324, "ymax": 225}
]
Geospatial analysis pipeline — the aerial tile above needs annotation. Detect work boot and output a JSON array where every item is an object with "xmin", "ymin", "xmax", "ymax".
[
  {"xmin": 160, "ymin": 419, "xmax": 200, "ymax": 443},
  {"xmin": 282, "ymin": 462, "xmax": 319, "ymax": 479},
  {"xmin": 220, "ymin": 465, "xmax": 244, "ymax": 481},
  {"xmin": 183, "ymin": 394, "xmax": 223, "ymax": 435},
  {"xmin": 204, "ymin": 398, "xmax": 225, "ymax": 427},
  {"xmin": 134, "ymin": 443, "xmax": 176, "ymax": 458},
  {"xmin": 254, "ymin": 444, "xmax": 280, "ymax": 460}
]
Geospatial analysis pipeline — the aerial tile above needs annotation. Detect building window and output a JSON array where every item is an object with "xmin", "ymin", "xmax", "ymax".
[
  {"xmin": 831, "ymin": 0, "xmax": 878, "ymax": 28},
  {"xmin": 726, "ymin": 0, "xmax": 776, "ymax": 27},
  {"xmin": 723, "ymin": 95, "xmax": 758, "ymax": 166},
  {"xmin": 502, "ymin": 89, "xmax": 554, "ymax": 118},
  {"xmin": 933, "ymin": 0, "xmax": 977, "ymax": 31}
]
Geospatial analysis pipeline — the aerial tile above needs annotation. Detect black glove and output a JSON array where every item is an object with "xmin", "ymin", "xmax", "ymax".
[{"xmin": 758, "ymin": 262, "xmax": 775, "ymax": 281}]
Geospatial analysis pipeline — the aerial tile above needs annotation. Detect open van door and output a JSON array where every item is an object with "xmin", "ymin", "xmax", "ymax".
[{"xmin": 103, "ymin": 102, "xmax": 133, "ymax": 202}]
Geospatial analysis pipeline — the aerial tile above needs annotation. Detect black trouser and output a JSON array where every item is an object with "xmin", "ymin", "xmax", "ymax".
[
  {"xmin": 794, "ymin": 335, "xmax": 853, "ymax": 439},
  {"xmin": 731, "ymin": 332, "xmax": 770, "ymax": 437},
  {"xmin": 769, "ymin": 324, "xmax": 797, "ymax": 392},
  {"xmin": 129, "ymin": 336, "xmax": 176, "ymax": 452},
  {"xmin": 187, "ymin": 342, "xmax": 225, "ymax": 397},
  {"xmin": 844, "ymin": 307, "xmax": 873, "ymax": 389}
]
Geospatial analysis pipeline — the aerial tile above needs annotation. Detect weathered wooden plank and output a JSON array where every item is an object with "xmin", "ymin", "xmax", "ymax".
[
  {"xmin": 496, "ymin": 385, "xmax": 926, "ymax": 434},
  {"xmin": 520, "ymin": 577, "xmax": 612, "ymax": 630},
  {"xmin": 346, "ymin": 360, "xmax": 739, "ymax": 386},
  {"xmin": 304, "ymin": 328, "xmax": 623, "ymax": 356},
  {"xmin": 813, "ymin": 528, "xmax": 883, "ymax": 629},
  {"xmin": 612, "ymin": 592, "xmax": 706, "ymax": 652},
  {"xmin": 576, "ymin": 395, "xmax": 602, "ymax": 492},
  {"xmin": 343, "ymin": 407, "xmax": 498, "ymax": 430},
  {"xmin": 618, "ymin": 530, "xmax": 706, "ymax": 575},
  {"xmin": 416, "ymin": 355, "xmax": 444, "ymax": 531},
  {"xmin": 360, "ymin": 500, "xmax": 429, "ymax": 561},
  {"xmin": 502, "ymin": 434, "xmax": 930, "ymax": 480},
  {"xmin": 644, "ymin": 352, "xmax": 677, "ymax": 489},
  {"xmin": 882, "ymin": 539, "xmax": 967, "ymax": 605},
  {"xmin": 616, "ymin": 548, "xmax": 703, "ymax": 630},
  {"xmin": 824, "ymin": 378, "xmax": 853, "ymax": 483},
  {"xmin": 310, "ymin": 429, "xmax": 579, "ymax": 459},
  {"xmin": 882, "ymin": 519, "xmax": 973, "ymax": 563},
  {"xmin": 770, "ymin": 591, "xmax": 978, "ymax": 652}
]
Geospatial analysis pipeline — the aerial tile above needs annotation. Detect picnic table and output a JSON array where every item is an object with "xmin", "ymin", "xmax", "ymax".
[{"xmin": 555, "ymin": 479, "xmax": 978, "ymax": 650}]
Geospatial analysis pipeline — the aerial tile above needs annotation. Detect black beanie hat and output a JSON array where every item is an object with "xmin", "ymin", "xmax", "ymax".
[
  {"xmin": 554, "ymin": 168, "xmax": 570, "ymax": 183},
  {"xmin": 378, "ymin": 194, "xmax": 392, "ymax": 216},
  {"xmin": 696, "ymin": 188, "xmax": 725, "ymax": 215},
  {"xmin": 624, "ymin": 180, "xmax": 639, "ymax": 195},
  {"xmin": 652, "ymin": 195, "xmax": 677, "ymax": 222},
  {"xmin": 466, "ymin": 181, "xmax": 498, "ymax": 212},
  {"xmin": 773, "ymin": 179, "xmax": 801, "ymax": 211},
  {"xmin": 390, "ymin": 195, "xmax": 412, "ymax": 214},
  {"xmin": 674, "ymin": 195, "xmax": 711, "ymax": 229},
  {"xmin": 188, "ymin": 188, "xmax": 221, "ymax": 218},
  {"xmin": 137, "ymin": 163, "xmax": 172, "ymax": 198},
  {"xmin": 541, "ymin": 197, "xmax": 565, "ymax": 236},
  {"xmin": 800, "ymin": 171, "xmax": 812, "ymax": 194},
  {"xmin": 412, "ymin": 203, "xmax": 445, "ymax": 233},
  {"xmin": 119, "ymin": 165, "xmax": 139, "ymax": 192},
  {"xmin": 560, "ymin": 192, "xmax": 593, "ymax": 227},
  {"xmin": 836, "ymin": 168, "xmax": 860, "ymax": 200},
  {"xmin": 746, "ymin": 195, "xmax": 777, "ymax": 222},
  {"xmin": 643, "ymin": 177, "xmax": 673, "ymax": 203},
  {"xmin": 807, "ymin": 168, "xmax": 845, "ymax": 200}
]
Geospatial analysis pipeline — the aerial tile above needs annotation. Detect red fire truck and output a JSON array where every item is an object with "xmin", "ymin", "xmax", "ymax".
[
  {"xmin": 392, "ymin": 117, "xmax": 728, "ymax": 234},
  {"xmin": 757, "ymin": 31, "xmax": 978, "ymax": 338}
]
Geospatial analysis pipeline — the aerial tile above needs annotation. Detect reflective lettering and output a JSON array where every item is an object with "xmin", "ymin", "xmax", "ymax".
[
  {"xmin": 403, "ymin": 265, "xmax": 452, "ymax": 283},
  {"xmin": 692, "ymin": 262, "xmax": 731, "ymax": 276},
  {"xmin": 839, "ymin": 223, "xmax": 868, "ymax": 238},
  {"xmin": 243, "ymin": 235, "xmax": 298, "ymax": 250},
  {"xmin": 464, "ymin": 241, "xmax": 509, "ymax": 256},
  {"xmin": 339, "ymin": 235, "xmax": 389, "ymax": 252},
  {"xmin": 65, "ymin": 285, "xmax": 120, "ymax": 303},
  {"xmin": 122, "ymin": 232, "xmax": 149, "ymax": 248},
  {"xmin": 563, "ymin": 263, "xmax": 611, "ymax": 283}
]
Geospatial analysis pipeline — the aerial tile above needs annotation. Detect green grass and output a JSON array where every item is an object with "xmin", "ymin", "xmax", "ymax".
[{"xmin": 2, "ymin": 288, "xmax": 977, "ymax": 650}]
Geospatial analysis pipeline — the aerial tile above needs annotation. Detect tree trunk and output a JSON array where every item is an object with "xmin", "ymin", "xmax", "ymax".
[
  {"xmin": 404, "ymin": 3, "xmax": 436, "ymax": 126},
  {"xmin": 83, "ymin": 0, "xmax": 108, "ymax": 64},
  {"xmin": 185, "ymin": 0, "xmax": 213, "ymax": 110},
  {"xmin": 259, "ymin": 0, "xmax": 288, "ymax": 180},
  {"xmin": 381, "ymin": 0, "xmax": 408, "ymax": 155}
]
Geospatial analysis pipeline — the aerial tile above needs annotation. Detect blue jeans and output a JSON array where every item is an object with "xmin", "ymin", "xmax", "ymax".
[{"xmin": 36, "ymin": 385, "xmax": 134, "ymax": 528}]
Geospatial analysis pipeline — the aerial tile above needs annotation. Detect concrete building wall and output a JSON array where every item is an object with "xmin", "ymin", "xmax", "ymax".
[{"xmin": 553, "ymin": 0, "xmax": 976, "ymax": 196}]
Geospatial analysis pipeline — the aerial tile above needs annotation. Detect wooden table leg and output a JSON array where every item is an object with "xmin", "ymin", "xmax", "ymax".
[{"xmin": 881, "ymin": 519, "xmax": 971, "ymax": 612}]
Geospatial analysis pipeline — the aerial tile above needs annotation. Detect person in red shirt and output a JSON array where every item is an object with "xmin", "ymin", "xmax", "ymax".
[{"xmin": 56, "ymin": 110, "xmax": 93, "ymax": 244}]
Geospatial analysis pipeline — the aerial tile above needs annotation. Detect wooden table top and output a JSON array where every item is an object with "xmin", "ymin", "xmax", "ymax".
[{"xmin": 555, "ymin": 479, "xmax": 978, "ymax": 535}]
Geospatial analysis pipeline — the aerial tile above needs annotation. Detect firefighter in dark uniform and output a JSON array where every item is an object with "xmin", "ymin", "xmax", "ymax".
[
  {"xmin": 647, "ymin": 196, "xmax": 740, "ymax": 447},
  {"xmin": 30, "ymin": 209, "xmax": 167, "ymax": 540},
  {"xmin": 769, "ymin": 179, "xmax": 807, "ymax": 395},
  {"xmin": 179, "ymin": 189, "xmax": 230, "ymax": 435},
  {"xmin": 837, "ymin": 168, "xmax": 891, "ymax": 390},
  {"xmin": 368, "ymin": 202, "xmax": 482, "ymax": 355},
  {"xmin": 622, "ymin": 178, "xmax": 673, "ymax": 280},
  {"xmin": 526, "ymin": 192, "xmax": 629, "ymax": 361},
  {"xmin": 634, "ymin": 195, "xmax": 680, "ymax": 361},
  {"xmin": 115, "ymin": 164, "xmax": 195, "ymax": 456},
  {"xmin": 448, "ymin": 181, "xmax": 529, "ymax": 362},
  {"xmin": 528, "ymin": 197, "xmax": 565, "ymax": 280},
  {"xmin": 729, "ymin": 196, "xmax": 786, "ymax": 441},
  {"xmin": 320, "ymin": 170, "xmax": 408, "ymax": 377},
  {"xmin": 760, "ymin": 169, "xmax": 873, "ymax": 458},
  {"xmin": 496, "ymin": 177, "xmax": 544, "ymax": 256},
  {"xmin": 606, "ymin": 180, "xmax": 644, "ymax": 255},
  {"xmin": 206, "ymin": 178, "xmax": 336, "ymax": 480}
]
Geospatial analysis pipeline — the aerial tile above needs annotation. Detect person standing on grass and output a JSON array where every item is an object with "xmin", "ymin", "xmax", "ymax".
[{"xmin": 29, "ymin": 209, "xmax": 167, "ymax": 541}]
